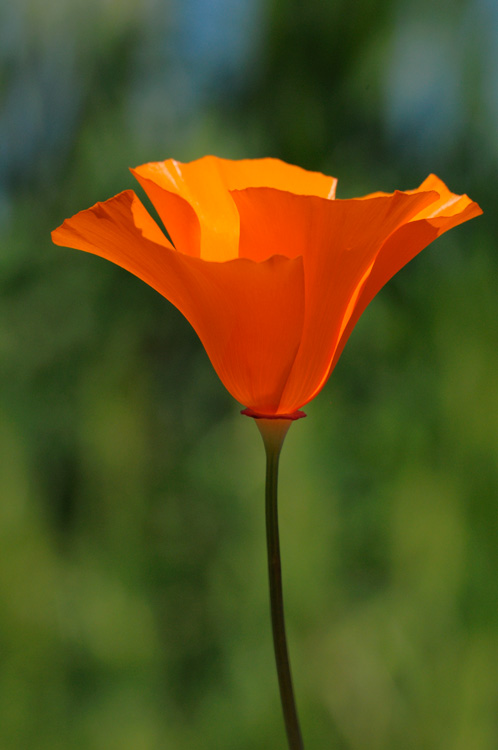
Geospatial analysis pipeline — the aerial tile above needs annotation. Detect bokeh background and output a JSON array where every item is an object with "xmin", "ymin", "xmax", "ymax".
[{"xmin": 1, "ymin": 0, "xmax": 497, "ymax": 748}]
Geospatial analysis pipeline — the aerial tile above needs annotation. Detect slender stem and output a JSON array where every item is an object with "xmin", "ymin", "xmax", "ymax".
[{"xmin": 255, "ymin": 418, "xmax": 304, "ymax": 750}]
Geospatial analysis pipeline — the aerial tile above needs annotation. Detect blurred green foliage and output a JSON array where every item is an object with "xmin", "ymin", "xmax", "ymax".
[{"xmin": 1, "ymin": 0, "xmax": 497, "ymax": 748}]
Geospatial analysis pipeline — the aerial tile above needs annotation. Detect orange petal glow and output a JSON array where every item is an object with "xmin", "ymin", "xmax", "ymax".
[
  {"xmin": 131, "ymin": 156, "xmax": 337, "ymax": 263},
  {"xmin": 232, "ymin": 185, "xmax": 440, "ymax": 412},
  {"xmin": 51, "ymin": 189, "xmax": 305, "ymax": 413},
  {"xmin": 328, "ymin": 179, "xmax": 483, "ymax": 377},
  {"xmin": 52, "ymin": 157, "xmax": 482, "ymax": 416}
]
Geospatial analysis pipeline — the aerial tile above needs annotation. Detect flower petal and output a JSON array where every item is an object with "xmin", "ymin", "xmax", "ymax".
[
  {"xmin": 51, "ymin": 189, "xmax": 177, "ymax": 284},
  {"xmin": 214, "ymin": 156, "xmax": 337, "ymax": 198},
  {"xmin": 231, "ymin": 186, "xmax": 315, "ymax": 262},
  {"xmin": 131, "ymin": 156, "xmax": 338, "ymax": 263},
  {"xmin": 51, "ymin": 190, "xmax": 305, "ymax": 413},
  {"xmin": 131, "ymin": 158, "xmax": 239, "ymax": 262},
  {"xmin": 410, "ymin": 174, "xmax": 482, "ymax": 222},
  {"xmin": 327, "ymin": 181, "xmax": 482, "ymax": 376},
  {"xmin": 359, "ymin": 174, "xmax": 480, "ymax": 222},
  {"xmin": 232, "ymin": 186, "xmax": 441, "ymax": 412}
]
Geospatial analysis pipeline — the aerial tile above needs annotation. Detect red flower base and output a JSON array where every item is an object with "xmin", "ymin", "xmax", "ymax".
[{"xmin": 241, "ymin": 407, "xmax": 307, "ymax": 421}]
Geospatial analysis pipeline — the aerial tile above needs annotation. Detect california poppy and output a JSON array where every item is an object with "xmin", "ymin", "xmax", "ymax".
[
  {"xmin": 51, "ymin": 156, "xmax": 481, "ymax": 416},
  {"xmin": 52, "ymin": 156, "xmax": 482, "ymax": 750}
]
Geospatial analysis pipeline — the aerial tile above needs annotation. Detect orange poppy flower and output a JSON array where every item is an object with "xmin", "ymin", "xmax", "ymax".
[{"xmin": 52, "ymin": 156, "xmax": 481, "ymax": 417}]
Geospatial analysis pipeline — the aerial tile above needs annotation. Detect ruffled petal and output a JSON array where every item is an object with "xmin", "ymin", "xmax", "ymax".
[
  {"xmin": 232, "ymin": 186, "xmax": 440, "ymax": 412},
  {"xmin": 131, "ymin": 157, "xmax": 239, "ymax": 262},
  {"xmin": 214, "ymin": 156, "xmax": 337, "ymax": 198},
  {"xmin": 281, "ymin": 190, "xmax": 447, "ymax": 411},
  {"xmin": 358, "ymin": 174, "xmax": 480, "ymax": 222},
  {"xmin": 131, "ymin": 156, "xmax": 338, "ymax": 263},
  {"xmin": 51, "ymin": 190, "xmax": 305, "ymax": 413},
  {"xmin": 51, "ymin": 190, "xmax": 177, "ymax": 288},
  {"xmin": 410, "ymin": 174, "xmax": 482, "ymax": 222},
  {"xmin": 327, "ymin": 181, "xmax": 483, "ymax": 376}
]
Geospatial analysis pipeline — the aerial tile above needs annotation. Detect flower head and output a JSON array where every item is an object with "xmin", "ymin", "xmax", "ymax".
[{"xmin": 52, "ymin": 156, "xmax": 481, "ymax": 416}]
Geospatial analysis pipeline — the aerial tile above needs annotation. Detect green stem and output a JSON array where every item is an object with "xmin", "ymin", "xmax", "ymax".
[{"xmin": 255, "ymin": 418, "xmax": 304, "ymax": 750}]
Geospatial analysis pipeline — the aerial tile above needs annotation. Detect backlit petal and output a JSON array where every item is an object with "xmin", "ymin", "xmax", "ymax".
[
  {"xmin": 51, "ymin": 190, "xmax": 305, "ymax": 413},
  {"xmin": 214, "ymin": 157, "xmax": 337, "ymax": 198},
  {"xmin": 283, "ymin": 190, "xmax": 447, "ymax": 411},
  {"xmin": 131, "ymin": 156, "xmax": 338, "ymax": 263},
  {"xmin": 410, "ymin": 174, "xmax": 482, "ymax": 222},
  {"xmin": 131, "ymin": 157, "xmax": 239, "ymax": 262},
  {"xmin": 232, "ymin": 186, "xmax": 440, "ymax": 412},
  {"xmin": 358, "ymin": 175, "xmax": 479, "ymax": 222},
  {"xmin": 327, "ymin": 184, "xmax": 483, "ymax": 377}
]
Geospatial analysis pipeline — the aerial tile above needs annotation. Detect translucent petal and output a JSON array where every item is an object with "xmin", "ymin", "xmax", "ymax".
[
  {"xmin": 52, "ymin": 190, "xmax": 305, "ymax": 413},
  {"xmin": 131, "ymin": 156, "xmax": 338, "ymax": 263},
  {"xmin": 231, "ymin": 186, "xmax": 440, "ymax": 412}
]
